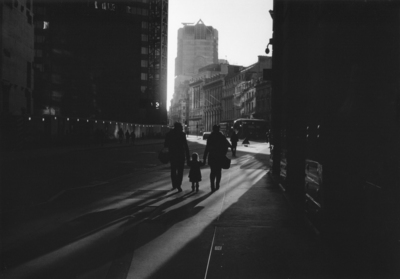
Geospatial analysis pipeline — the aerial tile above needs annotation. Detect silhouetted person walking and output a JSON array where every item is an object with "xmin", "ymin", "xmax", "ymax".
[
  {"xmin": 203, "ymin": 125, "xmax": 232, "ymax": 192},
  {"xmin": 118, "ymin": 128, "xmax": 124, "ymax": 143},
  {"xmin": 125, "ymin": 130, "xmax": 130, "ymax": 144},
  {"xmin": 230, "ymin": 129, "xmax": 239, "ymax": 157},
  {"xmin": 164, "ymin": 122, "xmax": 190, "ymax": 192}
]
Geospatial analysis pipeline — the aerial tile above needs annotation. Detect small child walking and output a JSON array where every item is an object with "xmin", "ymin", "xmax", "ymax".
[{"xmin": 188, "ymin": 152, "xmax": 203, "ymax": 192}]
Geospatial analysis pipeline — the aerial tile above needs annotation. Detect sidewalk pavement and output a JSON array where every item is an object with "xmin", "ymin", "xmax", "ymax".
[{"xmin": 122, "ymin": 168, "xmax": 337, "ymax": 279}]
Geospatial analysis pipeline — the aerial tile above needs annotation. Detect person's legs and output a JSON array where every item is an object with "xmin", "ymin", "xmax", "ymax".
[
  {"xmin": 191, "ymin": 182, "xmax": 195, "ymax": 191},
  {"xmin": 215, "ymin": 168, "xmax": 222, "ymax": 190},
  {"xmin": 195, "ymin": 182, "xmax": 199, "ymax": 192},
  {"xmin": 210, "ymin": 167, "xmax": 216, "ymax": 191},
  {"xmin": 170, "ymin": 163, "xmax": 178, "ymax": 189},
  {"xmin": 176, "ymin": 162, "xmax": 184, "ymax": 191}
]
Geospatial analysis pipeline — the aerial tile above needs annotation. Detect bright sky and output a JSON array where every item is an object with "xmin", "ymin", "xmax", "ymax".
[{"xmin": 167, "ymin": 0, "xmax": 274, "ymax": 110}]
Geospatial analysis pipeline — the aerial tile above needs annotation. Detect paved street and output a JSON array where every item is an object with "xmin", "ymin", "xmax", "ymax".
[{"xmin": 2, "ymin": 137, "xmax": 392, "ymax": 278}]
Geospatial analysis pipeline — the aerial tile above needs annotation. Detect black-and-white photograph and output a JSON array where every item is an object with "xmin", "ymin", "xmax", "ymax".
[{"xmin": 1, "ymin": 0, "xmax": 399, "ymax": 278}]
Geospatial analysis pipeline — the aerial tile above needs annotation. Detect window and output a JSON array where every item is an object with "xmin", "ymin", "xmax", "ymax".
[
  {"xmin": 95, "ymin": 1, "xmax": 98, "ymax": 9},
  {"xmin": 102, "ymin": 3, "xmax": 107, "ymax": 9},
  {"xmin": 141, "ymin": 47, "xmax": 148, "ymax": 54},
  {"xmin": 43, "ymin": 21, "xmax": 49, "ymax": 29},
  {"xmin": 141, "ymin": 86, "xmax": 147, "ymax": 93},
  {"xmin": 34, "ymin": 6, "xmax": 45, "ymax": 15},
  {"xmin": 141, "ymin": 60, "xmax": 148, "ymax": 67},
  {"xmin": 142, "ymin": 9, "xmax": 148, "ymax": 15},
  {"xmin": 35, "ymin": 35, "xmax": 45, "ymax": 43},
  {"xmin": 34, "ymin": 21, "xmax": 42, "ymax": 28},
  {"xmin": 141, "ymin": 21, "xmax": 148, "ymax": 29},
  {"xmin": 35, "ymin": 63, "xmax": 44, "ymax": 72},
  {"xmin": 141, "ymin": 73, "xmax": 147, "ymax": 80},
  {"xmin": 26, "ymin": 11, "xmax": 32, "ymax": 25},
  {"xmin": 35, "ymin": 49, "xmax": 43, "ymax": 57},
  {"xmin": 137, "ymin": 8, "xmax": 142, "ymax": 15},
  {"xmin": 126, "ymin": 6, "xmax": 131, "ymax": 13},
  {"xmin": 141, "ymin": 34, "xmax": 148, "ymax": 41}
]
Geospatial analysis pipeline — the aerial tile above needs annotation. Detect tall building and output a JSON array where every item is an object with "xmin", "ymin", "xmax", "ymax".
[
  {"xmin": 32, "ymin": 0, "xmax": 168, "ymax": 124},
  {"xmin": 170, "ymin": 19, "xmax": 218, "ymax": 125},
  {"xmin": 1, "ymin": 0, "xmax": 34, "ymax": 116},
  {"xmin": 175, "ymin": 19, "xmax": 218, "ymax": 78}
]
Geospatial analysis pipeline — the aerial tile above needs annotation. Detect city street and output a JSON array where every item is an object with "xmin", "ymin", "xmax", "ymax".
[{"xmin": 3, "ymin": 137, "xmax": 300, "ymax": 278}]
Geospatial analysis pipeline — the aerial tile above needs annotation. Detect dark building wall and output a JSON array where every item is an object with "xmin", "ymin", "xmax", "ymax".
[
  {"xmin": 271, "ymin": 0, "xmax": 399, "ymax": 241},
  {"xmin": 1, "ymin": 0, "xmax": 34, "ymax": 116},
  {"xmin": 32, "ymin": 0, "xmax": 167, "ymax": 124}
]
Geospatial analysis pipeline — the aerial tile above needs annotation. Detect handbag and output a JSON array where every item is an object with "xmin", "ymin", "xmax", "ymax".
[
  {"xmin": 158, "ymin": 147, "xmax": 169, "ymax": 164},
  {"xmin": 222, "ymin": 155, "xmax": 231, "ymax": 169}
]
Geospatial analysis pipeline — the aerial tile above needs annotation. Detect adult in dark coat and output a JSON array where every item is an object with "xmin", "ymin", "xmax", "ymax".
[
  {"xmin": 230, "ymin": 129, "xmax": 239, "ymax": 157},
  {"xmin": 164, "ymin": 122, "xmax": 190, "ymax": 192},
  {"xmin": 118, "ymin": 128, "xmax": 124, "ymax": 143},
  {"xmin": 203, "ymin": 125, "xmax": 232, "ymax": 191}
]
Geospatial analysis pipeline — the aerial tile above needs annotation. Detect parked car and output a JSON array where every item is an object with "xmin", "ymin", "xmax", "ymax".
[{"xmin": 202, "ymin": 132, "xmax": 211, "ymax": 140}]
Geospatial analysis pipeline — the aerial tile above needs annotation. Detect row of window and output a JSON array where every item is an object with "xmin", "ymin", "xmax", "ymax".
[
  {"xmin": 35, "ymin": 46, "xmax": 149, "ymax": 57},
  {"xmin": 34, "ymin": 62, "xmax": 152, "ymax": 84},
  {"xmin": 7, "ymin": 0, "xmax": 32, "ymax": 10},
  {"xmin": 94, "ymin": 1, "xmax": 148, "ymax": 16}
]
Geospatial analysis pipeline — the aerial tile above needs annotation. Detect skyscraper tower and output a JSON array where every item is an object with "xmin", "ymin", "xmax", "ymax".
[
  {"xmin": 175, "ymin": 19, "xmax": 218, "ymax": 82},
  {"xmin": 170, "ymin": 20, "xmax": 218, "ymax": 125}
]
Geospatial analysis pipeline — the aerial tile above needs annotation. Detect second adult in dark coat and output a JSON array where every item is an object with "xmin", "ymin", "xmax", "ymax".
[{"xmin": 203, "ymin": 125, "xmax": 232, "ymax": 191}]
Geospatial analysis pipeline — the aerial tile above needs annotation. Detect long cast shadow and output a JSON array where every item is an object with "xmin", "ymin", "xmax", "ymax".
[{"xmin": 0, "ymin": 189, "xmax": 181, "ymax": 270}]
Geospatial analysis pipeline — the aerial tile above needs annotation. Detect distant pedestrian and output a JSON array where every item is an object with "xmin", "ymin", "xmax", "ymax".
[
  {"xmin": 125, "ymin": 130, "xmax": 130, "ymax": 144},
  {"xmin": 118, "ymin": 128, "xmax": 124, "ymax": 143},
  {"xmin": 203, "ymin": 124, "xmax": 232, "ymax": 192},
  {"xmin": 230, "ymin": 129, "xmax": 239, "ymax": 157},
  {"xmin": 164, "ymin": 122, "xmax": 190, "ymax": 192},
  {"xmin": 131, "ymin": 132, "xmax": 136, "ymax": 145},
  {"xmin": 188, "ymin": 152, "xmax": 203, "ymax": 192}
]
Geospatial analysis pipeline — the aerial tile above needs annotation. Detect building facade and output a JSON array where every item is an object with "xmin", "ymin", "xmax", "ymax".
[
  {"xmin": 1, "ymin": 0, "xmax": 34, "ymax": 116},
  {"xmin": 187, "ymin": 63, "xmax": 223, "ymax": 135},
  {"xmin": 254, "ymin": 78, "xmax": 271, "ymax": 123},
  {"xmin": 31, "ymin": 0, "xmax": 168, "ymax": 124},
  {"xmin": 225, "ymin": 56, "xmax": 272, "ymax": 122},
  {"xmin": 202, "ymin": 63, "xmax": 243, "ymax": 132},
  {"xmin": 170, "ymin": 19, "xmax": 218, "ymax": 125},
  {"xmin": 175, "ymin": 19, "xmax": 218, "ymax": 77}
]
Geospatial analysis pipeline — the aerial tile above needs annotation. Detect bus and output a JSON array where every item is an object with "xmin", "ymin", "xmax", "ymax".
[
  {"xmin": 233, "ymin": 118, "xmax": 269, "ymax": 140},
  {"xmin": 219, "ymin": 121, "xmax": 234, "ymax": 137}
]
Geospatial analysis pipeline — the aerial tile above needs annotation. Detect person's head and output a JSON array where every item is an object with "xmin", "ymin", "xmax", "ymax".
[
  {"xmin": 174, "ymin": 122, "xmax": 183, "ymax": 131},
  {"xmin": 212, "ymin": 124, "xmax": 220, "ymax": 133},
  {"xmin": 191, "ymin": 152, "xmax": 199, "ymax": 161}
]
